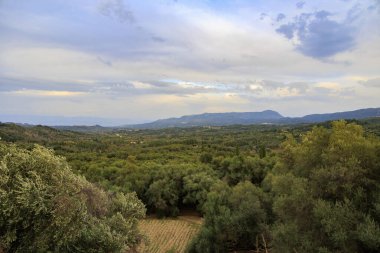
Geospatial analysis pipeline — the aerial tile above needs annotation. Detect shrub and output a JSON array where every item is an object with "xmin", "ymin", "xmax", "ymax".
[{"xmin": 0, "ymin": 144, "xmax": 146, "ymax": 252}]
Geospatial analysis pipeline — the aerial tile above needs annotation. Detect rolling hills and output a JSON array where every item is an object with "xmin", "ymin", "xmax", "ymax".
[{"xmin": 126, "ymin": 107, "xmax": 380, "ymax": 129}]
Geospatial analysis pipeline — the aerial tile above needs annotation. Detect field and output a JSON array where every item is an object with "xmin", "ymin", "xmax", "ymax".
[{"xmin": 138, "ymin": 216, "xmax": 202, "ymax": 253}]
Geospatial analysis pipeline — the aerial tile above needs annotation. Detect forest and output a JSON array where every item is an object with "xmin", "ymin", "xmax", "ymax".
[{"xmin": 1, "ymin": 118, "xmax": 380, "ymax": 252}]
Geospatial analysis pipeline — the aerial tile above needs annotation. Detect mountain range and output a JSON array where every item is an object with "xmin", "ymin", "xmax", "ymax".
[
  {"xmin": 125, "ymin": 107, "xmax": 380, "ymax": 129},
  {"xmin": 2, "ymin": 108, "xmax": 379, "ymax": 130}
]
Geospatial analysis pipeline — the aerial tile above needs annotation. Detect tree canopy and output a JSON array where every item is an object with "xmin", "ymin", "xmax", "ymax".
[
  {"xmin": 1, "ymin": 120, "xmax": 380, "ymax": 252},
  {"xmin": 0, "ymin": 144, "xmax": 145, "ymax": 252},
  {"xmin": 268, "ymin": 121, "xmax": 380, "ymax": 253}
]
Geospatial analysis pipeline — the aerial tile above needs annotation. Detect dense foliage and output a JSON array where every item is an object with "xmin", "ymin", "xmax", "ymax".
[
  {"xmin": 0, "ymin": 144, "xmax": 145, "ymax": 252},
  {"xmin": 187, "ymin": 181, "xmax": 269, "ymax": 252},
  {"xmin": 186, "ymin": 120, "xmax": 380, "ymax": 253},
  {"xmin": 0, "ymin": 119, "xmax": 379, "ymax": 252},
  {"xmin": 0, "ymin": 122, "xmax": 283, "ymax": 216},
  {"xmin": 267, "ymin": 121, "xmax": 380, "ymax": 253}
]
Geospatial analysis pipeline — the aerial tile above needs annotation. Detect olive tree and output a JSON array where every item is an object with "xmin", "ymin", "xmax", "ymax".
[{"xmin": 0, "ymin": 144, "xmax": 146, "ymax": 252}]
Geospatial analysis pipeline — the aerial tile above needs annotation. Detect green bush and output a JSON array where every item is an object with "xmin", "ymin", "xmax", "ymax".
[
  {"xmin": 187, "ymin": 181, "xmax": 268, "ymax": 252},
  {"xmin": 268, "ymin": 121, "xmax": 380, "ymax": 253},
  {"xmin": 0, "ymin": 144, "xmax": 146, "ymax": 252}
]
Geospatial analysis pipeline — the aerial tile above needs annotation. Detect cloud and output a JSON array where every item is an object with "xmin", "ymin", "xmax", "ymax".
[
  {"xmin": 0, "ymin": 0, "xmax": 379, "ymax": 122},
  {"xmin": 276, "ymin": 10, "xmax": 356, "ymax": 59},
  {"xmin": 298, "ymin": 19, "xmax": 355, "ymax": 58},
  {"xmin": 77, "ymin": 80, "xmax": 218, "ymax": 97},
  {"xmin": 346, "ymin": 3, "xmax": 363, "ymax": 23},
  {"xmin": 358, "ymin": 77, "xmax": 380, "ymax": 87},
  {"xmin": 314, "ymin": 10, "xmax": 331, "ymax": 19},
  {"xmin": 276, "ymin": 13, "xmax": 286, "ymax": 22},
  {"xmin": 97, "ymin": 56, "xmax": 113, "ymax": 67},
  {"xmin": 368, "ymin": 0, "xmax": 380, "ymax": 12},
  {"xmin": 151, "ymin": 35, "xmax": 165, "ymax": 43},
  {"xmin": 5, "ymin": 89, "xmax": 86, "ymax": 97},
  {"xmin": 98, "ymin": 0, "xmax": 134, "ymax": 23},
  {"xmin": 243, "ymin": 80, "xmax": 311, "ymax": 98},
  {"xmin": 316, "ymin": 82, "xmax": 341, "ymax": 91},
  {"xmin": 260, "ymin": 13, "xmax": 268, "ymax": 20},
  {"xmin": 0, "ymin": 76, "xmax": 91, "ymax": 93},
  {"xmin": 296, "ymin": 1, "xmax": 306, "ymax": 9},
  {"xmin": 239, "ymin": 79, "xmax": 358, "ymax": 101},
  {"xmin": 276, "ymin": 23, "xmax": 296, "ymax": 39}
]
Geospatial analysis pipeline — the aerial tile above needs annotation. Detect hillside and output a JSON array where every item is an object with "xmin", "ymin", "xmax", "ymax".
[
  {"xmin": 1, "ymin": 119, "xmax": 380, "ymax": 252},
  {"xmin": 280, "ymin": 107, "xmax": 380, "ymax": 124},
  {"xmin": 125, "ymin": 107, "xmax": 380, "ymax": 129},
  {"xmin": 126, "ymin": 110, "xmax": 283, "ymax": 129}
]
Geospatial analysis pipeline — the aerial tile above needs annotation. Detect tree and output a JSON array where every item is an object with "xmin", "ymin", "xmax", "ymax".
[
  {"xmin": 187, "ymin": 181, "xmax": 268, "ymax": 252},
  {"xmin": 199, "ymin": 153, "xmax": 213, "ymax": 163},
  {"xmin": 0, "ymin": 144, "xmax": 146, "ymax": 252},
  {"xmin": 268, "ymin": 121, "xmax": 380, "ymax": 253},
  {"xmin": 182, "ymin": 169, "xmax": 219, "ymax": 212},
  {"xmin": 145, "ymin": 178, "xmax": 180, "ymax": 217}
]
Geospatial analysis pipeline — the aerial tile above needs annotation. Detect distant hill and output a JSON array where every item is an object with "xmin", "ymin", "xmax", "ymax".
[
  {"xmin": 2, "ymin": 108, "xmax": 379, "ymax": 130},
  {"xmin": 126, "ymin": 110, "xmax": 284, "ymax": 129},
  {"xmin": 279, "ymin": 108, "xmax": 380, "ymax": 124},
  {"xmin": 126, "ymin": 108, "xmax": 380, "ymax": 129},
  {"xmin": 54, "ymin": 125, "xmax": 112, "ymax": 133},
  {"xmin": 0, "ymin": 122, "xmax": 82, "ymax": 143}
]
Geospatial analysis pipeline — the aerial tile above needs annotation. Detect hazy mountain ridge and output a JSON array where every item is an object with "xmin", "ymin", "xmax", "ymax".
[
  {"xmin": 138, "ymin": 110, "xmax": 283, "ymax": 128},
  {"xmin": 1, "ymin": 108, "xmax": 379, "ymax": 131},
  {"xmin": 126, "ymin": 108, "xmax": 380, "ymax": 129}
]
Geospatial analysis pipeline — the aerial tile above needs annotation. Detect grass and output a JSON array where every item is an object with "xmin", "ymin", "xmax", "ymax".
[{"xmin": 138, "ymin": 215, "xmax": 202, "ymax": 253}]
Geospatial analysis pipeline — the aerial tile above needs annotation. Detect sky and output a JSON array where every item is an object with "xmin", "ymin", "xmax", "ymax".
[{"xmin": 0, "ymin": 0, "xmax": 379, "ymax": 125}]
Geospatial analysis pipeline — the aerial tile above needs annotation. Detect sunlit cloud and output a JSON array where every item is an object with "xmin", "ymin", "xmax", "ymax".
[
  {"xmin": 6, "ymin": 89, "xmax": 86, "ymax": 97},
  {"xmin": 315, "ymin": 82, "xmax": 341, "ymax": 91}
]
